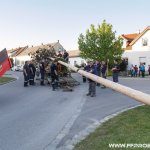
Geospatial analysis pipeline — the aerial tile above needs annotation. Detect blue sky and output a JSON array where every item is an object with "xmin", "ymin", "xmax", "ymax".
[{"xmin": 0, "ymin": 0, "xmax": 150, "ymax": 50}]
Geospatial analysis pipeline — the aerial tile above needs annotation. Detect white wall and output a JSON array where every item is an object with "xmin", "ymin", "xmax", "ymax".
[
  {"xmin": 122, "ymin": 39, "xmax": 127, "ymax": 48},
  {"xmin": 14, "ymin": 55, "xmax": 31, "ymax": 65},
  {"xmin": 132, "ymin": 30, "xmax": 150, "ymax": 51},
  {"xmin": 54, "ymin": 43, "xmax": 64, "ymax": 53},
  {"xmin": 122, "ymin": 30, "xmax": 150, "ymax": 71},
  {"xmin": 122, "ymin": 50, "xmax": 150, "ymax": 71},
  {"xmin": 13, "ymin": 43, "xmax": 64, "ymax": 66},
  {"xmin": 69, "ymin": 57, "xmax": 86, "ymax": 66}
]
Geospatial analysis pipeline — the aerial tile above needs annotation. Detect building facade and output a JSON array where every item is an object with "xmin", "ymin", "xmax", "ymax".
[
  {"xmin": 122, "ymin": 26, "xmax": 150, "ymax": 71},
  {"xmin": 68, "ymin": 50, "xmax": 86, "ymax": 66},
  {"xmin": 8, "ymin": 41, "xmax": 65, "ymax": 66}
]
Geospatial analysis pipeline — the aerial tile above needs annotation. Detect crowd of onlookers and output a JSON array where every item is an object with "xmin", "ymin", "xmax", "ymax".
[
  {"xmin": 80, "ymin": 61, "xmax": 150, "ymax": 97},
  {"xmin": 130, "ymin": 63, "xmax": 150, "ymax": 78},
  {"xmin": 81, "ymin": 60, "xmax": 120, "ymax": 97}
]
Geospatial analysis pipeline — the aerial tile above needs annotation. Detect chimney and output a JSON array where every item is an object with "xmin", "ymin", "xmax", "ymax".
[
  {"xmin": 41, "ymin": 43, "xmax": 43, "ymax": 45},
  {"xmin": 58, "ymin": 40, "xmax": 59, "ymax": 43},
  {"xmin": 139, "ymin": 29, "xmax": 141, "ymax": 34},
  {"xmin": 32, "ymin": 45, "xmax": 33, "ymax": 47}
]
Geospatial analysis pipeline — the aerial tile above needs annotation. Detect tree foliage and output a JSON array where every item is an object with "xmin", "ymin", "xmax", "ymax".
[
  {"xmin": 29, "ymin": 47, "xmax": 56, "ymax": 62},
  {"xmin": 78, "ymin": 20, "xmax": 123, "ymax": 64},
  {"xmin": 29, "ymin": 47, "xmax": 69, "ymax": 77}
]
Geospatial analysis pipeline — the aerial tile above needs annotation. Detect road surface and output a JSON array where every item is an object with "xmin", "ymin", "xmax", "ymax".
[{"xmin": 0, "ymin": 71, "xmax": 149, "ymax": 150}]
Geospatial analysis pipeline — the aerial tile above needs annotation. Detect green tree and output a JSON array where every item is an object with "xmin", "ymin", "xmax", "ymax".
[
  {"xmin": 78, "ymin": 20, "xmax": 123, "ymax": 65},
  {"xmin": 29, "ymin": 47, "xmax": 56, "ymax": 62},
  {"xmin": 29, "ymin": 47, "xmax": 70, "ymax": 77}
]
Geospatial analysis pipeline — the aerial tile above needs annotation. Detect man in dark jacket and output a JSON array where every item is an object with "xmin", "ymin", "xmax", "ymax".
[
  {"xmin": 112, "ymin": 60, "xmax": 120, "ymax": 83},
  {"xmin": 40, "ymin": 60, "xmax": 45, "ymax": 85},
  {"xmin": 86, "ymin": 61, "xmax": 97, "ymax": 97},
  {"xmin": 57, "ymin": 51, "xmax": 63, "ymax": 58},
  {"xmin": 51, "ymin": 59, "xmax": 58, "ymax": 91},
  {"xmin": 82, "ymin": 61, "xmax": 90, "ymax": 83},
  {"xmin": 63, "ymin": 50, "xmax": 69, "ymax": 62},
  {"xmin": 23, "ymin": 61, "xmax": 30, "ymax": 87},
  {"xmin": 29, "ymin": 60, "xmax": 36, "ymax": 85}
]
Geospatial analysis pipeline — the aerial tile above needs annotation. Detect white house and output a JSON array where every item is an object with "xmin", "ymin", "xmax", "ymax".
[
  {"xmin": 68, "ymin": 50, "xmax": 86, "ymax": 66},
  {"xmin": 8, "ymin": 41, "xmax": 65, "ymax": 66},
  {"xmin": 122, "ymin": 26, "xmax": 150, "ymax": 71}
]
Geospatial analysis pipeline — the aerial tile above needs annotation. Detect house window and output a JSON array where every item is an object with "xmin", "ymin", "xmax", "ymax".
[{"xmin": 142, "ymin": 38, "xmax": 148, "ymax": 46}]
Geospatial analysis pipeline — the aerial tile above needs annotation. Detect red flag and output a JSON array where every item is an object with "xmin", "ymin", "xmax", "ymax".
[{"xmin": 0, "ymin": 49, "xmax": 12, "ymax": 77}]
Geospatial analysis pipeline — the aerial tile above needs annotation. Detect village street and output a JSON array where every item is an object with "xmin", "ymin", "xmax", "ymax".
[{"xmin": 0, "ymin": 71, "xmax": 150, "ymax": 150}]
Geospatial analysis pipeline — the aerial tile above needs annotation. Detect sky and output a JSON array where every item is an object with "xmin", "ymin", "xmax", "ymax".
[{"xmin": 0, "ymin": 0, "xmax": 150, "ymax": 50}]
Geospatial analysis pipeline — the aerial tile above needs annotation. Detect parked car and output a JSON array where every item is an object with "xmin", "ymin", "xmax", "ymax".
[{"xmin": 14, "ymin": 65, "xmax": 23, "ymax": 71}]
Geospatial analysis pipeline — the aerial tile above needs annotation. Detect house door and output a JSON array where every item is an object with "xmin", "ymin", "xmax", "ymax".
[{"xmin": 139, "ymin": 57, "xmax": 146, "ymax": 65}]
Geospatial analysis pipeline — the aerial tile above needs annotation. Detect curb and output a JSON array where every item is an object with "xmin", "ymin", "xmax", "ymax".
[{"xmin": 60, "ymin": 104, "xmax": 144, "ymax": 150}]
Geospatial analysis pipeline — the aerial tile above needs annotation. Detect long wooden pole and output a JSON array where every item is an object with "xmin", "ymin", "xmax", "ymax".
[
  {"xmin": 78, "ymin": 70, "xmax": 150, "ymax": 105},
  {"xmin": 51, "ymin": 58, "xmax": 150, "ymax": 105}
]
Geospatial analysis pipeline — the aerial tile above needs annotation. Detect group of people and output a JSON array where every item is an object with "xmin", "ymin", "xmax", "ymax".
[
  {"xmin": 23, "ymin": 52, "xmax": 122, "ymax": 98},
  {"xmin": 23, "ymin": 54, "xmax": 150, "ymax": 99},
  {"xmin": 57, "ymin": 50, "xmax": 69, "ymax": 62},
  {"xmin": 23, "ymin": 60, "xmax": 36, "ymax": 87},
  {"xmin": 23, "ymin": 50, "xmax": 69, "ymax": 90},
  {"xmin": 130, "ymin": 63, "xmax": 150, "ymax": 77},
  {"xmin": 82, "ymin": 60, "xmax": 120, "ymax": 97},
  {"xmin": 23, "ymin": 59, "xmax": 59, "ymax": 91}
]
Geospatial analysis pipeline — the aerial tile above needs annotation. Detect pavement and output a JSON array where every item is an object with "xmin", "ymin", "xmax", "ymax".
[{"xmin": 0, "ymin": 71, "xmax": 150, "ymax": 150}]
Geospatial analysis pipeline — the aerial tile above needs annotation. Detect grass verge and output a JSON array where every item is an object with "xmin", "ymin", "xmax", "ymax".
[
  {"xmin": 74, "ymin": 105, "xmax": 150, "ymax": 150},
  {"xmin": 0, "ymin": 76, "xmax": 16, "ymax": 85}
]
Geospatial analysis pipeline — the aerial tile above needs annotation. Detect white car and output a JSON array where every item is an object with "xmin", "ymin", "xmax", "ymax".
[{"xmin": 14, "ymin": 65, "xmax": 23, "ymax": 71}]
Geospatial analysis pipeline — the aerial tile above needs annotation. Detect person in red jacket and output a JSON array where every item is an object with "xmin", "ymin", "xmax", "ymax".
[{"xmin": 134, "ymin": 65, "xmax": 138, "ymax": 77}]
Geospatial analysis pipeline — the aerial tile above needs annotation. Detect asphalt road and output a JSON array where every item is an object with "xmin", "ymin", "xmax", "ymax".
[{"xmin": 0, "ymin": 71, "xmax": 149, "ymax": 150}]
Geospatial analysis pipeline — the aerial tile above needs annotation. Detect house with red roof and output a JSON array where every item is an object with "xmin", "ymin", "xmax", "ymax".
[
  {"xmin": 69, "ymin": 26, "xmax": 150, "ymax": 70},
  {"xmin": 122, "ymin": 26, "xmax": 150, "ymax": 71}
]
